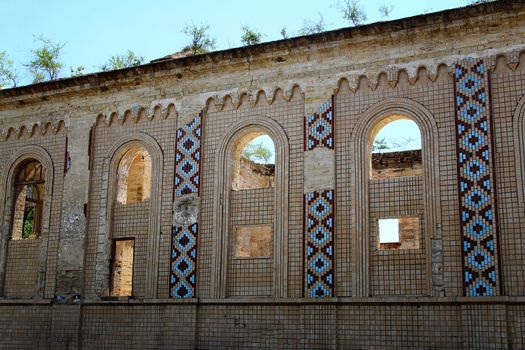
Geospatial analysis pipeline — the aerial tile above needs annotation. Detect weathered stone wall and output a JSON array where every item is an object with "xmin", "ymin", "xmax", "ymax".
[{"xmin": 0, "ymin": 1, "xmax": 524, "ymax": 348}]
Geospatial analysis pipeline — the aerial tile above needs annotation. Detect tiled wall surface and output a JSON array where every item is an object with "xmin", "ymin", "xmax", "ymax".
[
  {"xmin": 0, "ymin": 302, "xmax": 522, "ymax": 349},
  {"xmin": 0, "ymin": 2, "xmax": 525, "ymax": 348}
]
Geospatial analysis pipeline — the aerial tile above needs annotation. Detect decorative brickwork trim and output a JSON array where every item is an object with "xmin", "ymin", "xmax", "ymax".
[
  {"xmin": 170, "ymin": 114, "xmax": 203, "ymax": 299},
  {"xmin": 306, "ymin": 98, "xmax": 334, "ymax": 151},
  {"xmin": 453, "ymin": 58, "xmax": 500, "ymax": 296},
  {"xmin": 304, "ymin": 97, "xmax": 335, "ymax": 298},
  {"xmin": 170, "ymin": 224, "xmax": 198, "ymax": 298},
  {"xmin": 305, "ymin": 190, "xmax": 335, "ymax": 297}
]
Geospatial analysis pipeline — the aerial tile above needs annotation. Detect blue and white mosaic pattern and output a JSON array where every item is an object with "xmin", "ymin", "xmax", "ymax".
[
  {"xmin": 170, "ymin": 114, "xmax": 203, "ymax": 299},
  {"xmin": 454, "ymin": 58, "xmax": 499, "ymax": 296},
  {"xmin": 306, "ymin": 98, "xmax": 334, "ymax": 150},
  {"xmin": 305, "ymin": 190, "xmax": 335, "ymax": 297},
  {"xmin": 174, "ymin": 115, "xmax": 202, "ymax": 196}
]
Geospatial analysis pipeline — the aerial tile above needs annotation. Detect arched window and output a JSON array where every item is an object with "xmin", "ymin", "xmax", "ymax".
[
  {"xmin": 213, "ymin": 118, "xmax": 289, "ymax": 299},
  {"xmin": 370, "ymin": 118, "xmax": 422, "ymax": 179},
  {"xmin": 351, "ymin": 99, "xmax": 441, "ymax": 298},
  {"xmin": 115, "ymin": 146, "xmax": 151, "ymax": 204},
  {"xmin": 11, "ymin": 160, "xmax": 45, "ymax": 240},
  {"xmin": 109, "ymin": 146, "xmax": 152, "ymax": 297},
  {"xmin": 232, "ymin": 133, "xmax": 275, "ymax": 191},
  {"xmin": 228, "ymin": 132, "xmax": 276, "ymax": 297},
  {"xmin": 369, "ymin": 117, "xmax": 422, "ymax": 251}
]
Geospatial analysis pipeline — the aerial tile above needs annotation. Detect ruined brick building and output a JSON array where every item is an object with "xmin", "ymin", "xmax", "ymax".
[{"xmin": 0, "ymin": 1, "xmax": 524, "ymax": 348}]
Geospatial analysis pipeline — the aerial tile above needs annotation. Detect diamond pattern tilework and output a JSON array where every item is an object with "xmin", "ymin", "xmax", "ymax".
[
  {"xmin": 306, "ymin": 98, "xmax": 334, "ymax": 150},
  {"xmin": 170, "ymin": 114, "xmax": 203, "ymax": 299},
  {"xmin": 454, "ymin": 58, "xmax": 500, "ymax": 296},
  {"xmin": 170, "ymin": 224, "xmax": 198, "ymax": 298},
  {"xmin": 305, "ymin": 190, "xmax": 334, "ymax": 298},
  {"xmin": 174, "ymin": 114, "xmax": 202, "ymax": 196}
]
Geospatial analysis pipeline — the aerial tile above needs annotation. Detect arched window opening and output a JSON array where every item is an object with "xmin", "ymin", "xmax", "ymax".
[
  {"xmin": 11, "ymin": 160, "xmax": 45, "ymax": 240},
  {"xmin": 370, "ymin": 118, "xmax": 422, "ymax": 179},
  {"xmin": 115, "ymin": 146, "xmax": 151, "ymax": 204},
  {"xmin": 232, "ymin": 133, "xmax": 275, "ymax": 191}
]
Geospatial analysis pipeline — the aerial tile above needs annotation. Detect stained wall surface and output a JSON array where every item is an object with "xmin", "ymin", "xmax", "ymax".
[{"xmin": 0, "ymin": 1, "xmax": 524, "ymax": 349}]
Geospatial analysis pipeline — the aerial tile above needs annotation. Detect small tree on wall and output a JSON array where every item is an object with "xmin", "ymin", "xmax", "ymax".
[
  {"xmin": 25, "ymin": 35, "xmax": 65, "ymax": 83},
  {"xmin": 182, "ymin": 23, "xmax": 216, "ymax": 55},
  {"xmin": 242, "ymin": 142, "xmax": 273, "ymax": 163},
  {"xmin": 240, "ymin": 26, "xmax": 263, "ymax": 46}
]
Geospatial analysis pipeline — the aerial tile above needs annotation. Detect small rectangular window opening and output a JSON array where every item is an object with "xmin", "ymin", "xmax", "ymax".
[
  {"xmin": 378, "ymin": 217, "xmax": 420, "ymax": 250},
  {"xmin": 110, "ymin": 238, "xmax": 134, "ymax": 297},
  {"xmin": 235, "ymin": 225, "xmax": 273, "ymax": 258}
]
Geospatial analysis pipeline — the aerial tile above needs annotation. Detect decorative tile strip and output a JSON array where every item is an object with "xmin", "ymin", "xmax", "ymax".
[
  {"xmin": 453, "ymin": 58, "xmax": 500, "ymax": 296},
  {"xmin": 305, "ymin": 190, "xmax": 335, "ymax": 297},
  {"xmin": 170, "ymin": 114, "xmax": 203, "ymax": 298},
  {"xmin": 306, "ymin": 98, "xmax": 334, "ymax": 151},
  {"xmin": 174, "ymin": 114, "xmax": 202, "ymax": 196},
  {"xmin": 170, "ymin": 224, "xmax": 198, "ymax": 298}
]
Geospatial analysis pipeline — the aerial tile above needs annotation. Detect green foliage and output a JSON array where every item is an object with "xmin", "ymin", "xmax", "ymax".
[
  {"xmin": 378, "ymin": 4, "xmax": 394, "ymax": 19},
  {"xmin": 25, "ymin": 35, "xmax": 65, "ymax": 83},
  {"xmin": 182, "ymin": 23, "xmax": 216, "ymax": 55},
  {"xmin": 0, "ymin": 51, "xmax": 19, "ymax": 88},
  {"xmin": 70, "ymin": 66, "xmax": 85, "ymax": 77},
  {"xmin": 241, "ymin": 26, "xmax": 263, "ymax": 46},
  {"xmin": 100, "ymin": 50, "xmax": 144, "ymax": 71},
  {"xmin": 339, "ymin": 0, "xmax": 367, "ymax": 26},
  {"xmin": 242, "ymin": 142, "xmax": 273, "ymax": 163},
  {"xmin": 298, "ymin": 13, "xmax": 327, "ymax": 35},
  {"xmin": 23, "ymin": 207, "xmax": 34, "ymax": 239}
]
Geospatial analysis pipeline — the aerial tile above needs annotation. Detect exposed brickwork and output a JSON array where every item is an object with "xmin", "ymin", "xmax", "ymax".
[{"xmin": 0, "ymin": 2, "xmax": 524, "ymax": 348}]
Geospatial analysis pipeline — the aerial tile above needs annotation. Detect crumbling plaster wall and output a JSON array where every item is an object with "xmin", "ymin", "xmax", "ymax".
[{"xmin": 0, "ymin": 1, "xmax": 522, "ymax": 299}]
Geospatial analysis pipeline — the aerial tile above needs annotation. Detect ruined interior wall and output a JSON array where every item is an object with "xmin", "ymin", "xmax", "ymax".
[{"xmin": 236, "ymin": 157, "xmax": 274, "ymax": 190}]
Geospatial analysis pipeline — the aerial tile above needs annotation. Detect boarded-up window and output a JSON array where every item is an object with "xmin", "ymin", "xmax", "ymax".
[
  {"xmin": 235, "ymin": 225, "xmax": 273, "ymax": 258},
  {"xmin": 110, "ymin": 239, "xmax": 134, "ymax": 296},
  {"xmin": 378, "ymin": 217, "xmax": 420, "ymax": 250}
]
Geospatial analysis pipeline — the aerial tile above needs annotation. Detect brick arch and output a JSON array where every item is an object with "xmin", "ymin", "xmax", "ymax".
[
  {"xmin": 212, "ymin": 117, "xmax": 289, "ymax": 298},
  {"xmin": 350, "ymin": 98, "xmax": 441, "ymax": 297},
  {"xmin": 93, "ymin": 133, "xmax": 163, "ymax": 299},
  {"xmin": 0, "ymin": 145, "xmax": 55, "ymax": 298}
]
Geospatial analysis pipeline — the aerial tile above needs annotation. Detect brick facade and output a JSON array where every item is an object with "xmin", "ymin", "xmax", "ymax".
[{"xmin": 0, "ymin": 1, "xmax": 524, "ymax": 348}]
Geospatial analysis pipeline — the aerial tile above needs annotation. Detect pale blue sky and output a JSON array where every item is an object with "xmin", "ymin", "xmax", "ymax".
[{"xmin": 1, "ymin": 0, "xmax": 471, "ymax": 86}]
